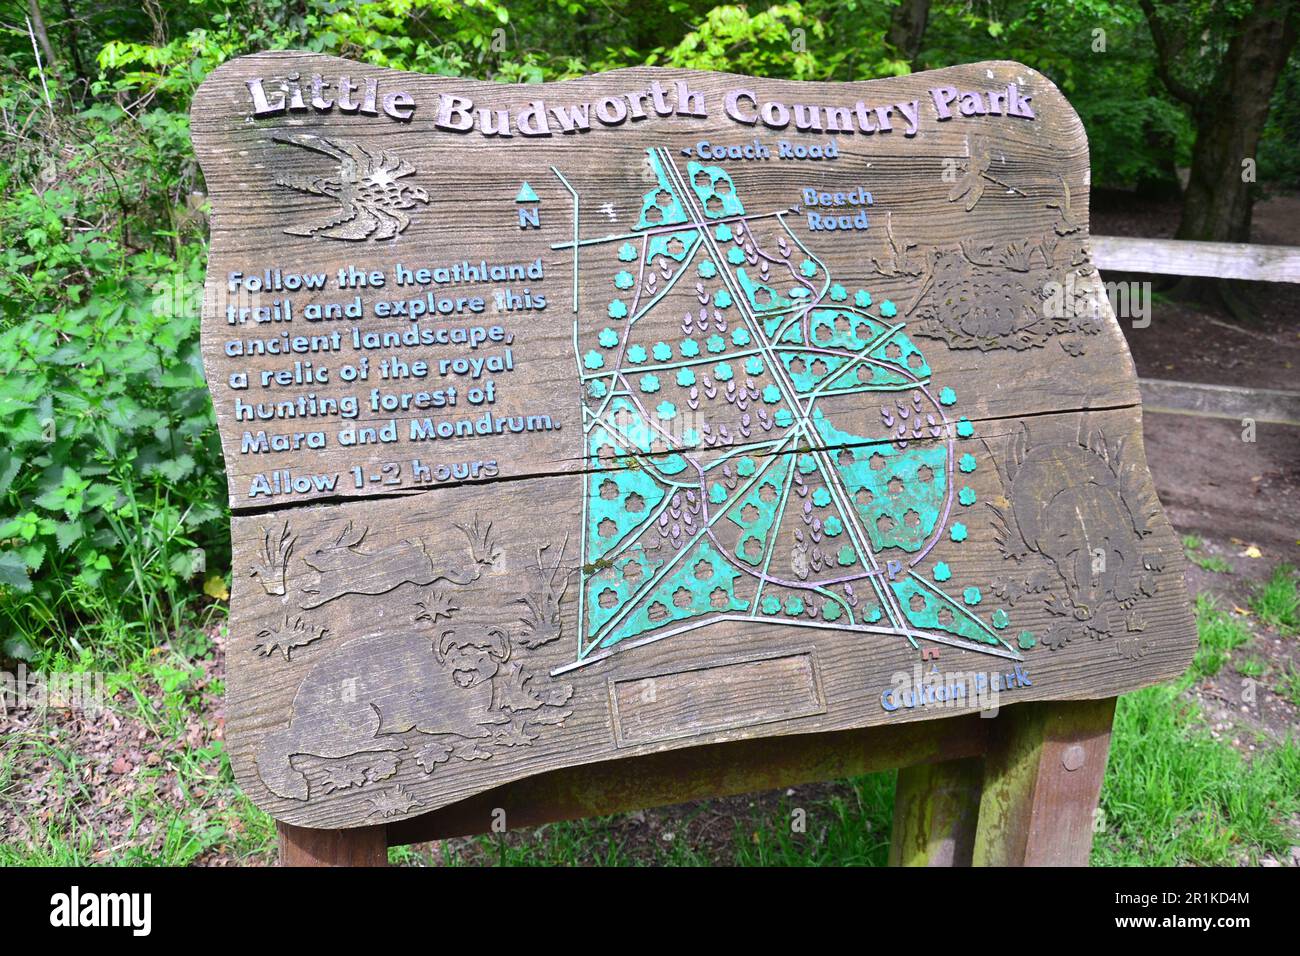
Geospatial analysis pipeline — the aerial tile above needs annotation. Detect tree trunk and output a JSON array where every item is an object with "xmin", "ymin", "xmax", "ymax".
[
  {"xmin": 61, "ymin": 0, "xmax": 88, "ymax": 86},
  {"xmin": 27, "ymin": 0, "xmax": 59, "ymax": 72},
  {"xmin": 1176, "ymin": 0, "xmax": 1299, "ymax": 242},
  {"xmin": 886, "ymin": 0, "xmax": 931, "ymax": 64}
]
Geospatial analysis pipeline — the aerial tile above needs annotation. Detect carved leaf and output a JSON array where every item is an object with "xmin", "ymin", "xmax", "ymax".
[
  {"xmin": 320, "ymin": 762, "xmax": 368, "ymax": 794},
  {"xmin": 415, "ymin": 740, "xmax": 455, "ymax": 774},
  {"xmin": 414, "ymin": 588, "xmax": 458, "ymax": 625},
  {"xmin": 366, "ymin": 785, "xmax": 420, "ymax": 818},
  {"xmin": 366, "ymin": 755, "xmax": 400, "ymax": 783}
]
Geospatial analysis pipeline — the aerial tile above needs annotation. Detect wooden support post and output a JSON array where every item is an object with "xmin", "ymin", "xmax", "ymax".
[
  {"xmin": 278, "ymin": 821, "xmax": 388, "ymax": 867},
  {"xmin": 972, "ymin": 697, "xmax": 1117, "ymax": 866},
  {"xmin": 888, "ymin": 757, "xmax": 983, "ymax": 866}
]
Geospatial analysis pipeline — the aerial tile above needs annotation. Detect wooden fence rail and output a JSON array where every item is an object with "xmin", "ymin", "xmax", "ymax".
[
  {"xmin": 1091, "ymin": 235, "xmax": 1300, "ymax": 427},
  {"xmin": 1091, "ymin": 235, "xmax": 1300, "ymax": 283}
]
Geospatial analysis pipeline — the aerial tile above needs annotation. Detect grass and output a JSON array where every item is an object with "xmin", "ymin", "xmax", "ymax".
[
  {"xmin": 0, "ymin": 633, "xmax": 277, "ymax": 867},
  {"xmin": 1093, "ymin": 568, "xmax": 1300, "ymax": 864},
  {"xmin": 388, "ymin": 771, "xmax": 897, "ymax": 866},
  {"xmin": 732, "ymin": 772, "xmax": 895, "ymax": 865},
  {"xmin": 2, "ymin": 565, "xmax": 1297, "ymax": 867},
  {"xmin": 1190, "ymin": 593, "xmax": 1253, "ymax": 678},
  {"xmin": 0, "ymin": 780, "xmax": 274, "ymax": 867},
  {"xmin": 1236, "ymin": 657, "xmax": 1267, "ymax": 679},
  {"xmin": 1251, "ymin": 564, "xmax": 1299, "ymax": 635},
  {"xmin": 1195, "ymin": 555, "xmax": 1233, "ymax": 574},
  {"xmin": 0, "ymin": 741, "xmax": 277, "ymax": 867},
  {"xmin": 1094, "ymin": 688, "xmax": 1299, "ymax": 866},
  {"xmin": 1274, "ymin": 665, "xmax": 1300, "ymax": 708},
  {"xmin": 1182, "ymin": 534, "xmax": 1233, "ymax": 573}
]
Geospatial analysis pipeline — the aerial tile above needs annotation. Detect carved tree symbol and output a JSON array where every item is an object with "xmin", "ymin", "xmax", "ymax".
[{"xmin": 249, "ymin": 521, "xmax": 295, "ymax": 595}]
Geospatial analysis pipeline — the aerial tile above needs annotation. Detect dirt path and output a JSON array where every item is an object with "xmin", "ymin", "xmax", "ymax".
[
  {"xmin": 1090, "ymin": 190, "xmax": 1300, "ymax": 562},
  {"xmin": 1142, "ymin": 413, "xmax": 1299, "ymax": 560}
]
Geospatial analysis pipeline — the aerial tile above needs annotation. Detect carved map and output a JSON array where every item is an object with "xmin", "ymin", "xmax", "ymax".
[{"xmin": 193, "ymin": 54, "xmax": 1196, "ymax": 829}]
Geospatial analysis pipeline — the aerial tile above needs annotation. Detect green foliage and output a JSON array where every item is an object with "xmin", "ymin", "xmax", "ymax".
[
  {"xmin": 1260, "ymin": 66, "xmax": 1300, "ymax": 189},
  {"xmin": 0, "ymin": 59, "xmax": 225, "ymax": 664},
  {"xmin": 1, "ymin": 0, "xmax": 1297, "ymax": 870},
  {"xmin": 655, "ymin": 4, "xmax": 848, "ymax": 79}
]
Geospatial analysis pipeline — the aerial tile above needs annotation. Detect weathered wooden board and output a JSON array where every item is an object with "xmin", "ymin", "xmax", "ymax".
[
  {"xmin": 193, "ymin": 52, "xmax": 1196, "ymax": 829},
  {"xmin": 1138, "ymin": 378, "xmax": 1300, "ymax": 426},
  {"xmin": 1091, "ymin": 234, "xmax": 1300, "ymax": 283}
]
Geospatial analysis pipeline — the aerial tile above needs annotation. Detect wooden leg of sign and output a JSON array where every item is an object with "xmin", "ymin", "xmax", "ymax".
[
  {"xmin": 277, "ymin": 821, "xmax": 388, "ymax": 866},
  {"xmin": 972, "ymin": 697, "xmax": 1117, "ymax": 866},
  {"xmin": 888, "ymin": 757, "xmax": 982, "ymax": 866}
]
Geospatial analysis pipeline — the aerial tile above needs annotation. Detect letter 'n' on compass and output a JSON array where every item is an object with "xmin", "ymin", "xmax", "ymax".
[{"xmin": 271, "ymin": 133, "xmax": 430, "ymax": 241}]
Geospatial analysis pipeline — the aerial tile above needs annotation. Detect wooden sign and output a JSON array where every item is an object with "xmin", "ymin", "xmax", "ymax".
[{"xmin": 192, "ymin": 52, "xmax": 1196, "ymax": 830}]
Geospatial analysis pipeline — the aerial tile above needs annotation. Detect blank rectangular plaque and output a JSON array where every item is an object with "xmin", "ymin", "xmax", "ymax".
[{"xmin": 609, "ymin": 649, "xmax": 826, "ymax": 747}]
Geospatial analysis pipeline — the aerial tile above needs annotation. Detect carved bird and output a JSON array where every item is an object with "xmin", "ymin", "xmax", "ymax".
[{"xmin": 271, "ymin": 133, "xmax": 430, "ymax": 241}]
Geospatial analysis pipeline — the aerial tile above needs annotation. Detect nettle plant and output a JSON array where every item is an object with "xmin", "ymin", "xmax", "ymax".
[{"xmin": 0, "ymin": 85, "xmax": 228, "ymax": 664}]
